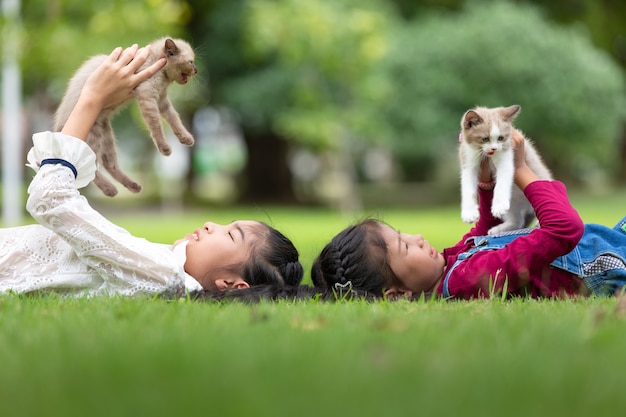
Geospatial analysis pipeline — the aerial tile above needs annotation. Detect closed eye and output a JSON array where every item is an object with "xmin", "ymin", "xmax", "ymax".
[
  {"xmin": 398, "ymin": 231, "xmax": 408, "ymax": 253},
  {"xmin": 228, "ymin": 232, "xmax": 234, "ymax": 242}
]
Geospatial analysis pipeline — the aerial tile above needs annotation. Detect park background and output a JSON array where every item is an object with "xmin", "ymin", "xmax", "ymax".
[
  {"xmin": 2, "ymin": 0, "xmax": 626, "ymax": 219},
  {"xmin": 2, "ymin": 1, "xmax": 626, "ymax": 416}
]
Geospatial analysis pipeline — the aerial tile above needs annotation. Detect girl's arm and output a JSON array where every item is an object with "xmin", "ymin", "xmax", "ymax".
[{"xmin": 510, "ymin": 129, "xmax": 539, "ymax": 191}]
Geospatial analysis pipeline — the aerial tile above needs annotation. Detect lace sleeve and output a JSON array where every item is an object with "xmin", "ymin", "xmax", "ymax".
[
  {"xmin": 25, "ymin": 133, "xmax": 187, "ymax": 294},
  {"xmin": 26, "ymin": 131, "xmax": 97, "ymax": 188}
]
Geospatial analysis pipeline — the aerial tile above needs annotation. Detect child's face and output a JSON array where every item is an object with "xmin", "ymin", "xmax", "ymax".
[
  {"xmin": 379, "ymin": 224, "xmax": 446, "ymax": 295},
  {"xmin": 176, "ymin": 220, "xmax": 263, "ymax": 289}
]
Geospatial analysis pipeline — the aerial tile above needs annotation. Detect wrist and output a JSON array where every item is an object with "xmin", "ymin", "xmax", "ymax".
[
  {"xmin": 60, "ymin": 94, "xmax": 103, "ymax": 140},
  {"xmin": 514, "ymin": 166, "xmax": 538, "ymax": 191}
]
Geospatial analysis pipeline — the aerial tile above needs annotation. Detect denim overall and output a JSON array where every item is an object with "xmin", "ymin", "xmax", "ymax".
[{"xmin": 442, "ymin": 216, "xmax": 626, "ymax": 297}]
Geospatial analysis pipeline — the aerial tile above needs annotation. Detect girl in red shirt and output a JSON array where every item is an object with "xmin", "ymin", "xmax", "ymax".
[{"xmin": 312, "ymin": 131, "xmax": 626, "ymax": 299}]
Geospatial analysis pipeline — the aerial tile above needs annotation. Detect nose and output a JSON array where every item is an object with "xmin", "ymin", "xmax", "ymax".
[{"xmin": 203, "ymin": 222, "xmax": 222, "ymax": 233}]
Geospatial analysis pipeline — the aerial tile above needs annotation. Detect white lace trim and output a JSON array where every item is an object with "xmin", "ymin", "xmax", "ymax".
[{"xmin": 26, "ymin": 131, "xmax": 96, "ymax": 188}]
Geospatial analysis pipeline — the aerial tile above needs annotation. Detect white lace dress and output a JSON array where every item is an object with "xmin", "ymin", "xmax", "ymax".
[{"xmin": 0, "ymin": 131, "xmax": 203, "ymax": 296}]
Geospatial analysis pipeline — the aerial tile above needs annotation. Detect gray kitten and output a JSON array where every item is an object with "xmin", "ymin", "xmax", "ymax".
[
  {"xmin": 53, "ymin": 37, "xmax": 197, "ymax": 197},
  {"xmin": 459, "ymin": 105, "xmax": 552, "ymax": 235}
]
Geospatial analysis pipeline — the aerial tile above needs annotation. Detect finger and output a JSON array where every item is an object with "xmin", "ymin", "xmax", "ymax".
[
  {"xmin": 133, "ymin": 57, "xmax": 166, "ymax": 83},
  {"xmin": 126, "ymin": 45, "xmax": 152, "ymax": 73},
  {"xmin": 106, "ymin": 46, "xmax": 124, "ymax": 64},
  {"xmin": 117, "ymin": 44, "xmax": 139, "ymax": 65}
]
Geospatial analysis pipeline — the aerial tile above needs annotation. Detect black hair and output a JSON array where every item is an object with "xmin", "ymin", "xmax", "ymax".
[
  {"xmin": 311, "ymin": 219, "xmax": 397, "ymax": 298},
  {"xmin": 241, "ymin": 222, "xmax": 304, "ymax": 288},
  {"xmin": 192, "ymin": 284, "xmax": 322, "ymax": 303}
]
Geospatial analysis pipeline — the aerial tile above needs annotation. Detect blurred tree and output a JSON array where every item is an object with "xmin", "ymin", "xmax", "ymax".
[
  {"xmin": 241, "ymin": 0, "xmax": 397, "ymax": 209},
  {"xmin": 241, "ymin": 0, "xmax": 394, "ymax": 150},
  {"xmin": 389, "ymin": 0, "xmax": 626, "ymax": 182},
  {"xmin": 381, "ymin": 1, "xmax": 626, "ymax": 185},
  {"xmin": 526, "ymin": 0, "xmax": 626, "ymax": 70},
  {"xmin": 186, "ymin": 0, "xmax": 296, "ymax": 203},
  {"xmin": 527, "ymin": 0, "xmax": 626, "ymax": 181},
  {"xmin": 186, "ymin": 0, "xmax": 397, "ymax": 207},
  {"xmin": 19, "ymin": 0, "xmax": 193, "ymax": 97}
]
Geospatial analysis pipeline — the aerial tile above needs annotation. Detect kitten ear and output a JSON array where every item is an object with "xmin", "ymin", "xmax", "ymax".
[
  {"xmin": 501, "ymin": 105, "xmax": 521, "ymax": 121},
  {"xmin": 463, "ymin": 110, "xmax": 483, "ymax": 129},
  {"xmin": 164, "ymin": 38, "xmax": 179, "ymax": 57}
]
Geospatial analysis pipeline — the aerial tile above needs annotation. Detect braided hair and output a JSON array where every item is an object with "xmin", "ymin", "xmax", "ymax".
[{"xmin": 311, "ymin": 219, "xmax": 396, "ymax": 297}]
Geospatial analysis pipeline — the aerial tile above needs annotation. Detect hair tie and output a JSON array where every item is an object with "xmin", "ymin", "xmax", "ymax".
[{"xmin": 334, "ymin": 280, "xmax": 353, "ymax": 292}]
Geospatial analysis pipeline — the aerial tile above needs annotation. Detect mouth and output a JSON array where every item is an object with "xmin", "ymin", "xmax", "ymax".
[
  {"xmin": 186, "ymin": 229, "xmax": 201, "ymax": 242},
  {"xmin": 431, "ymin": 247, "xmax": 438, "ymax": 258},
  {"xmin": 180, "ymin": 73, "xmax": 189, "ymax": 84},
  {"xmin": 486, "ymin": 150, "xmax": 495, "ymax": 156}
]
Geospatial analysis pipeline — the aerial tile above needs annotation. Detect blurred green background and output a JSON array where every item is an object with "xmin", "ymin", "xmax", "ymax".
[{"xmin": 2, "ymin": 0, "xmax": 626, "ymax": 217}]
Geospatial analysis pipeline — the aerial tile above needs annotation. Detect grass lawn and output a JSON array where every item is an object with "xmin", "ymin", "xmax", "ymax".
[
  {"xmin": 0, "ymin": 295, "xmax": 624, "ymax": 417},
  {"xmin": 1, "ymin": 189, "xmax": 626, "ymax": 417}
]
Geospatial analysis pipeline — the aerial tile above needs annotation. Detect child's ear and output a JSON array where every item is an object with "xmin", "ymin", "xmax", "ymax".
[
  {"xmin": 231, "ymin": 278, "xmax": 250, "ymax": 290},
  {"xmin": 215, "ymin": 277, "xmax": 250, "ymax": 291},
  {"xmin": 384, "ymin": 286, "xmax": 413, "ymax": 300}
]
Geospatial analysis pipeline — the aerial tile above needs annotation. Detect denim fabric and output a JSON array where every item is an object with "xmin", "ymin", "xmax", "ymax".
[
  {"xmin": 442, "ymin": 217, "xmax": 626, "ymax": 297},
  {"xmin": 552, "ymin": 215, "xmax": 626, "ymax": 295}
]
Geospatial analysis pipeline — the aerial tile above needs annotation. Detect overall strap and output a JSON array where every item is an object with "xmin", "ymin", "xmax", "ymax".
[
  {"xmin": 442, "ymin": 228, "xmax": 534, "ymax": 297},
  {"xmin": 442, "ymin": 251, "xmax": 474, "ymax": 297}
]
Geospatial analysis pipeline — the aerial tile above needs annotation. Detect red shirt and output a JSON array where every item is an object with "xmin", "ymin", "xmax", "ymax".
[{"xmin": 436, "ymin": 181, "xmax": 586, "ymax": 299}]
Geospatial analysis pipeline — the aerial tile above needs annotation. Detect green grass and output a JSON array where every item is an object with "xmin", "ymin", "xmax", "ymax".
[
  {"xmin": 0, "ymin": 295, "xmax": 625, "ymax": 417},
  {"xmin": 2, "ymin": 189, "xmax": 626, "ymax": 417}
]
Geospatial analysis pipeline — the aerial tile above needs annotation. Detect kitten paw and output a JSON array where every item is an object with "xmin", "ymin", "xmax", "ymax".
[
  {"xmin": 488, "ymin": 223, "xmax": 514, "ymax": 236},
  {"xmin": 158, "ymin": 145, "xmax": 172, "ymax": 156},
  {"xmin": 177, "ymin": 132, "xmax": 195, "ymax": 146},
  {"xmin": 461, "ymin": 208, "xmax": 480, "ymax": 224},
  {"xmin": 491, "ymin": 201, "xmax": 510, "ymax": 219},
  {"xmin": 126, "ymin": 182, "xmax": 142, "ymax": 194},
  {"xmin": 97, "ymin": 184, "xmax": 118, "ymax": 197}
]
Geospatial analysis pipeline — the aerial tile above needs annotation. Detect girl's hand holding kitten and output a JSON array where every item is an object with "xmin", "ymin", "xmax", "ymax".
[
  {"xmin": 511, "ymin": 129, "xmax": 527, "ymax": 169},
  {"xmin": 82, "ymin": 44, "xmax": 166, "ymax": 109},
  {"xmin": 511, "ymin": 128, "xmax": 539, "ymax": 191},
  {"xmin": 61, "ymin": 44, "xmax": 167, "ymax": 141},
  {"xmin": 478, "ymin": 158, "xmax": 493, "ymax": 183}
]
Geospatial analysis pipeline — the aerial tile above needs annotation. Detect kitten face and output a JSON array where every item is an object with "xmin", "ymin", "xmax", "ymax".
[
  {"xmin": 461, "ymin": 105, "xmax": 520, "ymax": 157},
  {"xmin": 155, "ymin": 38, "xmax": 198, "ymax": 85}
]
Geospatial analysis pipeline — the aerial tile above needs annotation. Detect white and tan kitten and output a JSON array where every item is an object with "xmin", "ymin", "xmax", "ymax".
[
  {"xmin": 459, "ymin": 105, "xmax": 552, "ymax": 235},
  {"xmin": 53, "ymin": 37, "xmax": 198, "ymax": 197}
]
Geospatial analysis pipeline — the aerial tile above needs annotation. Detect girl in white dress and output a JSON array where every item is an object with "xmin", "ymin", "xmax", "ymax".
[{"xmin": 0, "ymin": 44, "xmax": 303, "ymax": 297}]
